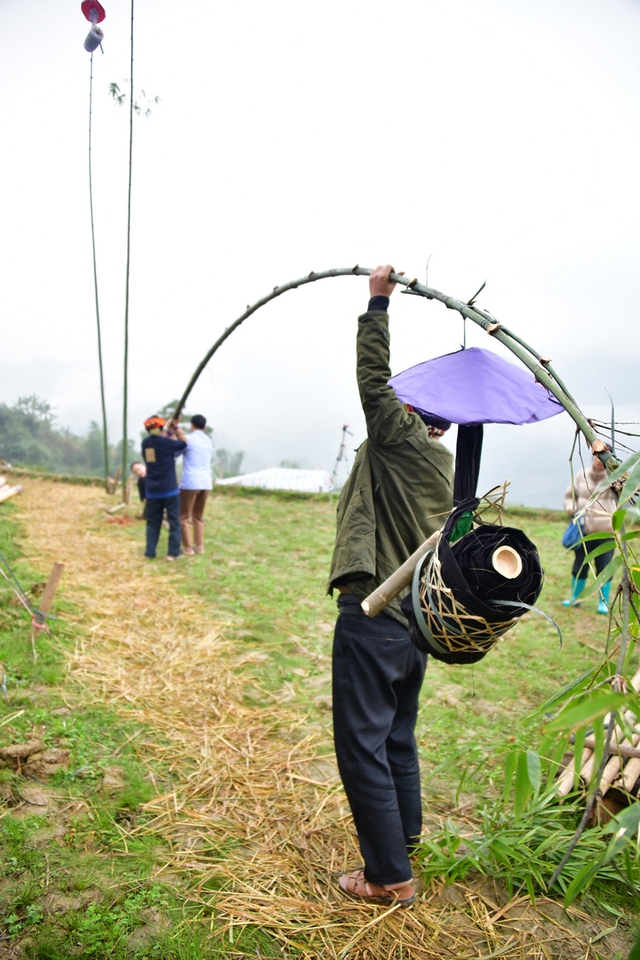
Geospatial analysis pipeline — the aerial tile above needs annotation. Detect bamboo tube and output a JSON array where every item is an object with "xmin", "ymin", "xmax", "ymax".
[
  {"xmin": 597, "ymin": 730, "xmax": 640, "ymax": 795},
  {"xmin": 491, "ymin": 545, "xmax": 522, "ymax": 579},
  {"xmin": 557, "ymin": 747, "xmax": 593, "ymax": 797},
  {"xmin": 579, "ymin": 708, "xmax": 638, "ymax": 787},
  {"xmin": 616, "ymin": 756, "xmax": 640, "ymax": 794},
  {"xmin": 361, "ymin": 531, "xmax": 440, "ymax": 618}
]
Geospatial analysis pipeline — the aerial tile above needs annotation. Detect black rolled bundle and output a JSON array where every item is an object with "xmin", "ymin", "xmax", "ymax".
[{"xmin": 401, "ymin": 501, "xmax": 544, "ymax": 665}]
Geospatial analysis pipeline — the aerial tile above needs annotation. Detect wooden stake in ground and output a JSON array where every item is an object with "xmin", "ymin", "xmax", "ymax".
[
  {"xmin": 106, "ymin": 466, "xmax": 121, "ymax": 495},
  {"xmin": 31, "ymin": 561, "xmax": 64, "ymax": 661}
]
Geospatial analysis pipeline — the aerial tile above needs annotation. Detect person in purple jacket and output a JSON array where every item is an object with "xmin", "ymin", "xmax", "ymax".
[{"xmin": 141, "ymin": 416, "xmax": 187, "ymax": 561}]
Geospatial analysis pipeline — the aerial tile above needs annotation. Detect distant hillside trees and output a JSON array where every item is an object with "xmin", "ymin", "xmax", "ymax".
[
  {"xmin": 0, "ymin": 396, "xmax": 133, "ymax": 476},
  {"xmin": 214, "ymin": 449, "xmax": 244, "ymax": 479},
  {"xmin": 0, "ymin": 395, "xmax": 245, "ymax": 479}
]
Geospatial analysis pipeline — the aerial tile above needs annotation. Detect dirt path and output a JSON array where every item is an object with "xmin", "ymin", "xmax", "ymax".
[{"xmin": 10, "ymin": 478, "xmax": 630, "ymax": 959}]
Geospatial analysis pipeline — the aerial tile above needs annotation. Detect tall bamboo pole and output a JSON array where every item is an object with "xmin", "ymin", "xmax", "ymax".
[
  {"xmin": 87, "ymin": 52, "xmax": 110, "ymax": 487},
  {"xmin": 121, "ymin": 0, "xmax": 135, "ymax": 495}
]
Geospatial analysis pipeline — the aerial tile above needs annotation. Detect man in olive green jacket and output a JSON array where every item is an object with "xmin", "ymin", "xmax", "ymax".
[{"xmin": 329, "ymin": 265, "xmax": 454, "ymax": 907}]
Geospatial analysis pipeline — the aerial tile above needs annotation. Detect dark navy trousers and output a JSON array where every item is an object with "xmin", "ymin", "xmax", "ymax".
[
  {"xmin": 332, "ymin": 593, "xmax": 427, "ymax": 886},
  {"xmin": 571, "ymin": 539, "xmax": 614, "ymax": 580},
  {"xmin": 145, "ymin": 495, "xmax": 181, "ymax": 558}
]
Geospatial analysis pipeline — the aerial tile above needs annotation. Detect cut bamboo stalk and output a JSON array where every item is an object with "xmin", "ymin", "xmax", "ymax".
[
  {"xmin": 580, "ymin": 700, "xmax": 640, "ymax": 794},
  {"xmin": 361, "ymin": 530, "xmax": 440, "ymax": 618},
  {"xmin": 557, "ymin": 747, "xmax": 592, "ymax": 797},
  {"xmin": 580, "ymin": 711, "xmax": 632, "ymax": 786},
  {"xmin": 598, "ymin": 734, "xmax": 640, "ymax": 795},
  {"xmin": 616, "ymin": 756, "xmax": 640, "ymax": 794}
]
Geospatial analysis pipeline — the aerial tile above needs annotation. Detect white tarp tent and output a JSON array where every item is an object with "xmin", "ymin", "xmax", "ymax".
[{"xmin": 216, "ymin": 467, "xmax": 334, "ymax": 493}]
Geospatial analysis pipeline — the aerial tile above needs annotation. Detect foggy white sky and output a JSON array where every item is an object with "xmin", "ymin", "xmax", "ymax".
[{"xmin": 1, "ymin": 0, "xmax": 639, "ymax": 505}]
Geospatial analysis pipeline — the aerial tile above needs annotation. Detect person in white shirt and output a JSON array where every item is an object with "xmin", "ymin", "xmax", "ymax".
[{"xmin": 179, "ymin": 414, "xmax": 214, "ymax": 555}]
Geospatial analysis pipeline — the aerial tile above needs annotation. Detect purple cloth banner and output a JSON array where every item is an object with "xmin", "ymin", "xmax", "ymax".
[{"xmin": 388, "ymin": 347, "xmax": 565, "ymax": 426}]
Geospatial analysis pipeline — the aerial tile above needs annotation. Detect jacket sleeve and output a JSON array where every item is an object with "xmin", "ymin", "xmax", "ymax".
[
  {"xmin": 173, "ymin": 439, "xmax": 187, "ymax": 456},
  {"xmin": 357, "ymin": 311, "xmax": 422, "ymax": 446}
]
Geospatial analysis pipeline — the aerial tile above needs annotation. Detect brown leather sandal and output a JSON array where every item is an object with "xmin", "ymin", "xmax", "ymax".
[{"xmin": 338, "ymin": 869, "xmax": 416, "ymax": 907}]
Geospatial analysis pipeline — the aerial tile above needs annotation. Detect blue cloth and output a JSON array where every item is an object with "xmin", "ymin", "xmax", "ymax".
[{"xmin": 141, "ymin": 434, "xmax": 186, "ymax": 497}]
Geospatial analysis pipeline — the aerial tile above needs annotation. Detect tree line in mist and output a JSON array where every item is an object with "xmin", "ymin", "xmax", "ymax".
[{"xmin": 0, "ymin": 396, "xmax": 244, "ymax": 479}]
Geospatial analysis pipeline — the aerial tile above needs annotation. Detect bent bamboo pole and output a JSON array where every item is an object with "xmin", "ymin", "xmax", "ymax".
[
  {"xmin": 173, "ymin": 265, "xmax": 617, "ymax": 470},
  {"xmin": 174, "ymin": 264, "xmax": 622, "ymax": 619}
]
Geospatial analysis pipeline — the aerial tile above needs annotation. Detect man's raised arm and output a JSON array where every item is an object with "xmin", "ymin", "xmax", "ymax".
[{"xmin": 357, "ymin": 264, "xmax": 416, "ymax": 445}]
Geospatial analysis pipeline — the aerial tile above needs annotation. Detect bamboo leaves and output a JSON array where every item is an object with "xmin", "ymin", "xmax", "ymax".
[
  {"xmin": 418, "ymin": 770, "xmax": 623, "ymax": 900},
  {"xmin": 545, "ymin": 691, "xmax": 628, "ymax": 734},
  {"xmin": 562, "ymin": 803, "xmax": 640, "ymax": 906},
  {"xmin": 602, "ymin": 802, "xmax": 640, "ymax": 862},
  {"xmin": 514, "ymin": 751, "xmax": 531, "ymax": 819}
]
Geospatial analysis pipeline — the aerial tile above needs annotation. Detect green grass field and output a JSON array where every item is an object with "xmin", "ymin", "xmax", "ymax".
[
  {"xmin": 0, "ymin": 484, "xmax": 636, "ymax": 958},
  {"xmin": 181, "ymin": 491, "xmax": 599, "ymax": 792}
]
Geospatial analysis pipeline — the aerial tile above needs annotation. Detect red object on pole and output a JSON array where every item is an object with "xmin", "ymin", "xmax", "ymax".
[{"xmin": 81, "ymin": 0, "xmax": 106, "ymax": 23}]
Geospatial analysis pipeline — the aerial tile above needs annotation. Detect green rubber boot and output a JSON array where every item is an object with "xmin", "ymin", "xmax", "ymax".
[
  {"xmin": 562, "ymin": 577, "xmax": 587, "ymax": 607},
  {"xmin": 598, "ymin": 581, "xmax": 611, "ymax": 615}
]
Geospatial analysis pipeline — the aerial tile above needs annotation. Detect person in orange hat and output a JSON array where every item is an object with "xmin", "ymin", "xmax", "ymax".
[{"xmin": 141, "ymin": 416, "xmax": 187, "ymax": 560}]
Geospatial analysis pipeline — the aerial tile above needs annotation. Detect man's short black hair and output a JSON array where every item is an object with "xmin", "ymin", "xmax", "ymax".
[
  {"xmin": 419, "ymin": 413, "xmax": 451, "ymax": 432},
  {"xmin": 191, "ymin": 414, "xmax": 206, "ymax": 429}
]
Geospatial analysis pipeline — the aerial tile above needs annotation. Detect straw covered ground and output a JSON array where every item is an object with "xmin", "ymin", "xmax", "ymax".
[{"xmin": 5, "ymin": 477, "xmax": 631, "ymax": 959}]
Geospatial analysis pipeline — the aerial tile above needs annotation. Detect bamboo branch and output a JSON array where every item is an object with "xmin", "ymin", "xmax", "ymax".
[
  {"xmin": 583, "ymin": 735, "xmax": 640, "ymax": 761},
  {"xmin": 174, "ymin": 266, "xmax": 371, "ymax": 420}
]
